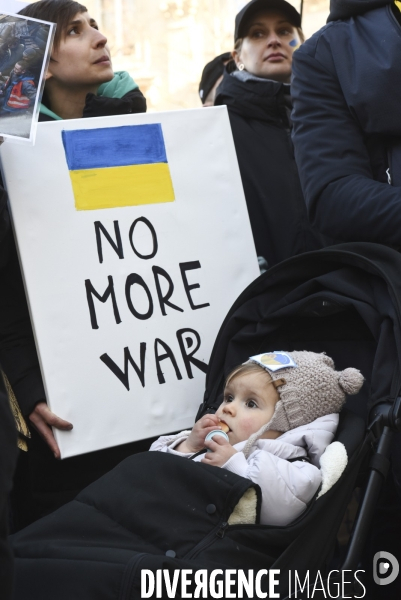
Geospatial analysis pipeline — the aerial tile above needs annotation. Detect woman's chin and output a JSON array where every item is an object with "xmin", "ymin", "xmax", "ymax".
[
  {"xmin": 253, "ymin": 66, "xmax": 291, "ymax": 83},
  {"xmin": 99, "ymin": 69, "xmax": 115, "ymax": 83},
  {"xmin": 92, "ymin": 66, "xmax": 114, "ymax": 84}
]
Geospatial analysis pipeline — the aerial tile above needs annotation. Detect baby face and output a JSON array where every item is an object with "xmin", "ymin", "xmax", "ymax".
[{"xmin": 216, "ymin": 370, "xmax": 280, "ymax": 446}]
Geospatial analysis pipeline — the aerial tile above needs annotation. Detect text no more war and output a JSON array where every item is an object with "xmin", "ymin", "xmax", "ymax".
[{"xmin": 85, "ymin": 217, "xmax": 210, "ymax": 390}]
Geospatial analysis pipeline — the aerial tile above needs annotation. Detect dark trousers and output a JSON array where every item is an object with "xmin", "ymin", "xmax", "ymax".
[
  {"xmin": 10, "ymin": 428, "xmax": 159, "ymax": 531},
  {"xmin": 0, "ymin": 385, "xmax": 18, "ymax": 600}
]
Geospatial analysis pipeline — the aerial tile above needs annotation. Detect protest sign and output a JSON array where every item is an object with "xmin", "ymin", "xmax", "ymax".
[{"xmin": 0, "ymin": 107, "xmax": 260, "ymax": 458}]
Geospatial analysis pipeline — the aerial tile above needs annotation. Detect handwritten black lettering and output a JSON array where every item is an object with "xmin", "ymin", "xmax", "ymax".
[
  {"xmin": 100, "ymin": 344, "xmax": 146, "ymax": 390},
  {"xmin": 129, "ymin": 217, "xmax": 158, "ymax": 260},
  {"xmin": 179, "ymin": 261, "xmax": 210, "ymax": 310},
  {"xmin": 85, "ymin": 276, "xmax": 121, "ymax": 329},
  {"xmin": 176, "ymin": 328, "xmax": 208, "ymax": 378},
  {"xmin": 154, "ymin": 338, "xmax": 182, "ymax": 384},
  {"xmin": 152, "ymin": 265, "xmax": 184, "ymax": 316},
  {"xmin": 125, "ymin": 273, "xmax": 154, "ymax": 320}
]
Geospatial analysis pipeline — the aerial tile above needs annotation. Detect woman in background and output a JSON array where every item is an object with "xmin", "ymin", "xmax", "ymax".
[{"xmin": 215, "ymin": 0, "xmax": 327, "ymax": 269}]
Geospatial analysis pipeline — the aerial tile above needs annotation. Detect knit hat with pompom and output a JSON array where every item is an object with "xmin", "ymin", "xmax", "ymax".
[{"xmin": 242, "ymin": 351, "xmax": 364, "ymax": 458}]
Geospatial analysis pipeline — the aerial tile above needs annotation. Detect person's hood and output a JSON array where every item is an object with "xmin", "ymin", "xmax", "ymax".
[
  {"xmin": 328, "ymin": 0, "xmax": 391, "ymax": 22},
  {"xmin": 214, "ymin": 68, "xmax": 289, "ymax": 123},
  {"xmin": 232, "ymin": 413, "xmax": 339, "ymax": 467},
  {"xmin": 39, "ymin": 70, "xmax": 139, "ymax": 120},
  {"xmin": 275, "ymin": 413, "xmax": 339, "ymax": 466}
]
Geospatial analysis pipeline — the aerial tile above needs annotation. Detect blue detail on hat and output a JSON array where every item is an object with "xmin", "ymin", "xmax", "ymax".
[{"xmin": 249, "ymin": 352, "xmax": 297, "ymax": 372}]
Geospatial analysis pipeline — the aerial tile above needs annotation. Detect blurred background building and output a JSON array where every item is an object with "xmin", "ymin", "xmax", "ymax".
[{"xmin": 26, "ymin": 0, "xmax": 330, "ymax": 111}]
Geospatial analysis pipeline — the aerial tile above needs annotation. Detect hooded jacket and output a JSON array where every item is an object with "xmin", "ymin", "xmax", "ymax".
[
  {"xmin": 291, "ymin": 0, "xmax": 401, "ymax": 245},
  {"xmin": 151, "ymin": 413, "xmax": 338, "ymax": 526},
  {"xmin": 214, "ymin": 70, "xmax": 326, "ymax": 268}
]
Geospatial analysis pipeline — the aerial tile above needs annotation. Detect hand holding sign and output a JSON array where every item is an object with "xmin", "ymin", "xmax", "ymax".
[{"xmin": 29, "ymin": 402, "xmax": 73, "ymax": 459}]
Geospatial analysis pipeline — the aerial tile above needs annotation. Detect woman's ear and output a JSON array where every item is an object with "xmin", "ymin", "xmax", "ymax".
[
  {"xmin": 44, "ymin": 56, "xmax": 57, "ymax": 81},
  {"xmin": 232, "ymin": 49, "xmax": 239, "ymax": 66}
]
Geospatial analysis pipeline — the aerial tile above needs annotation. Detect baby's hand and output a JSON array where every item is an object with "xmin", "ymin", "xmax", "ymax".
[
  {"xmin": 175, "ymin": 414, "xmax": 221, "ymax": 453},
  {"xmin": 201, "ymin": 435, "xmax": 237, "ymax": 467}
]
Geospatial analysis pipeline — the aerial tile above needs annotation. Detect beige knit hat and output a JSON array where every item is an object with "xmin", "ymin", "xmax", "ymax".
[{"xmin": 242, "ymin": 351, "xmax": 364, "ymax": 458}]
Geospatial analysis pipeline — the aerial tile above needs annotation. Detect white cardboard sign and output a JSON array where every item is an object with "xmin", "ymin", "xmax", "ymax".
[{"xmin": 0, "ymin": 107, "xmax": 259, "ymax": 458}]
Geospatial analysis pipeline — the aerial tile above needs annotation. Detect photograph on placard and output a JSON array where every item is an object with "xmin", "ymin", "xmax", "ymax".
[{"xmin": 0, "ymin": 12, "xmax": 54, "ymax": 142}]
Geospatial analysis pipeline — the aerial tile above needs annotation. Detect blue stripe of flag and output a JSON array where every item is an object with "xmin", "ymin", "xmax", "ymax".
[{"xmin": 62, "ymin": 124, "xmax": 167, "ymax": 170}]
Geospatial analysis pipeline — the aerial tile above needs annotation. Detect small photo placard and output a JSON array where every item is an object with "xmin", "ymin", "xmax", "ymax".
[{"xmin": 0, "ymin": 11, "xmax": 54, "ymax": 143}]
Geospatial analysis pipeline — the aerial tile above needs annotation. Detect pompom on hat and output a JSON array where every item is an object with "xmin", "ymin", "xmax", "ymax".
[{"xmin": 242, "ymin": 351, "xmax": 364, "ymax": 458}]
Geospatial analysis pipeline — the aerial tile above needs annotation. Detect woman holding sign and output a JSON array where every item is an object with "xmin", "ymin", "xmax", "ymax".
[
  {"xmin": 0, "ymin": 0, "xmax": 148, "ymax": 528},
  {"xmin": 214, "ymin": 0, "xmax": 327, "ymax": 269}
]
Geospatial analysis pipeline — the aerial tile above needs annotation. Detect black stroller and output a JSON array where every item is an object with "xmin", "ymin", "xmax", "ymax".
[{"xmin": 10, "ymin": 243, "xmax": 401, "ymax": 599}]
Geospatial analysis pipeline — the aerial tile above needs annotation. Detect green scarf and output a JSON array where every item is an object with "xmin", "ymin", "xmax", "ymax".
[{"xmin": 39, "ymin": 71, "xmax": 139, "ymax": 120}]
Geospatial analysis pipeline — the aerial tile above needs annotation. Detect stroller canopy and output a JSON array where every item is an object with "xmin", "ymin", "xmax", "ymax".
[{"xmin": 199, "ymin": 242, "xmax": 401, "ymax": 422}]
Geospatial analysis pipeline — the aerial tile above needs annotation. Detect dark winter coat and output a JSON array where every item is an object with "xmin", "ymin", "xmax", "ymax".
[
  {"xmin": 291, "ymin": 0, "xmax": 401, "ymax": 245},
  {"xmin": 0, "ymin": 79, "xmax": 148, "ymax": 528},
  {"xmin": 214, "ymin": 70, "xmax": 326, "ymax": 268},
  {"xmin": 0, "ymin": 385, "xmax": 17, "ymax": 600}
]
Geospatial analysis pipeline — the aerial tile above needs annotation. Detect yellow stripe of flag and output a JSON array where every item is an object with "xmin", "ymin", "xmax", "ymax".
[{"xmin": 70, "ymin": 162, "xmax": 175, "ymax": 211}]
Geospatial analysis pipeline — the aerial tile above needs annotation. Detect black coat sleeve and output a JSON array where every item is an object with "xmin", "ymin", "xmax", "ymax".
[
  {"xmin": 0, "ymin": 212, "xmax": 46, "ymax": 418},
  {"xmin": 83, "ymin": 88, "xmax": 147, "ymax": 119},
  {"xmin": 291, "ymin": 39, "xmax": 401, "ymax": 245},
  {"xmin": 0, "ymin": 185, "xmax": 10, "ymax": 266},
  {"xmin": 0, "ymin": 385, "xmax": 17, "ymax": 600}
]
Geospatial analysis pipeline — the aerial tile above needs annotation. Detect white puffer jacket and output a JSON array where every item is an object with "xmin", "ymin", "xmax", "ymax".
[{"xmin": 150, "ymin": 413, "xmax": 338, "ymax": 526}]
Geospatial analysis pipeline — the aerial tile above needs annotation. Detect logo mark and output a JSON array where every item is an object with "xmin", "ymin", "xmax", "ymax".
[{"xmin": 373, "ymin": 551, "xmax": 399, "ymax": 586}]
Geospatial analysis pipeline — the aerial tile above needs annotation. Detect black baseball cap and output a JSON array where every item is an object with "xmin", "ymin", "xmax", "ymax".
[
  {"xmin": 235, "ymin": 0, "xmax": 302, "ymax": 41},
  {"xmin": 199, "ymin": 52, "xmax": 232, "ymax": 103}
]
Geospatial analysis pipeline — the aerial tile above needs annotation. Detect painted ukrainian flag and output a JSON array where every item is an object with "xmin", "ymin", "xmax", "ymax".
[{"xmin": 62, "ymin": 124, "xmax": 175, "ymax": 211}]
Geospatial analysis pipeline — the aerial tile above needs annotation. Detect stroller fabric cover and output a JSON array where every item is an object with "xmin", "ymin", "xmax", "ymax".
[
  {"xmin": 11, "ymin": 243, "xmax": 401, "ymax": 599},
  {"xmin": 12, "ymin": 415, "xmax": 365, "ymax": 600}
]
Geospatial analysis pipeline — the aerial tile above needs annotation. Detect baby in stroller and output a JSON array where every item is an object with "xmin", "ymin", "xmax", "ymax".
[{"xmin": 151, "ymin": 350, "xmax": 364, "ymax": 526}]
